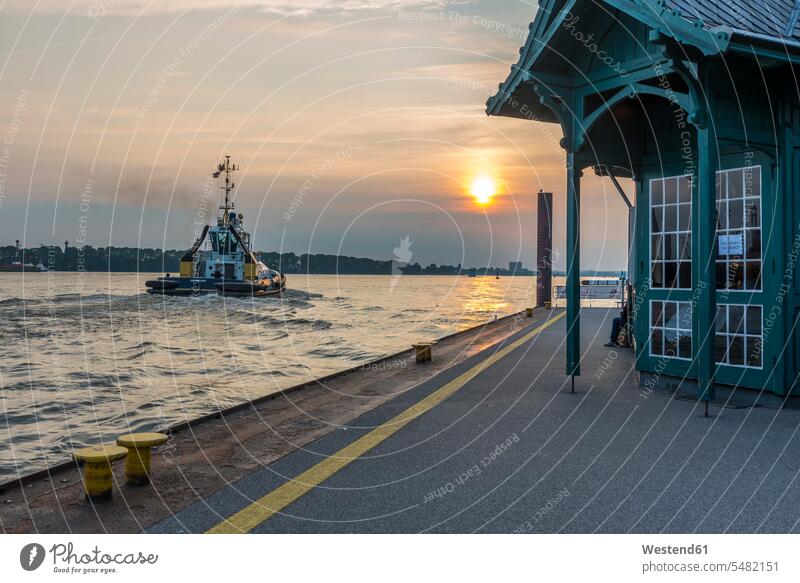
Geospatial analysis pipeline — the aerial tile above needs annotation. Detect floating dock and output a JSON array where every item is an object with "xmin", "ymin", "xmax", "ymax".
[{"xmin": 3, "ymin": 308, "xmax": 800, "ymax": 533}]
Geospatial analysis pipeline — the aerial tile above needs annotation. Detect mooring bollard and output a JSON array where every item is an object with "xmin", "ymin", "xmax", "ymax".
[
  {"xmin": 73, "ymin": 445, "xmax": 128, "ymax": 502},
  {"xmin": 525, "ymin": 307, "xmax": 533, "ymax": 317},
  {"xmin": 116, "ymin": 432, "xmax": 169, "ymax": 485},
  {"xmin": 413, "ymin": 343, "xmax": 433, "ymax": 363}
]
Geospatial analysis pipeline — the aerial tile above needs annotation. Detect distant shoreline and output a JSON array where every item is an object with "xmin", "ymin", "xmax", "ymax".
[{"xmin": 1, "ymin": 243, "xmax": 622, "ymax": 277}]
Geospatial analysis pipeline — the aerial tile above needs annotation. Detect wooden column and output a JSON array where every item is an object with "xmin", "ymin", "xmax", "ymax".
[
  {"xmin": 566, "ymin": 150, "xmax": 581, "ymax": 378},
  {"xmin": 693, "ymin": 64, "xmax": 717, "ymax": 408}
]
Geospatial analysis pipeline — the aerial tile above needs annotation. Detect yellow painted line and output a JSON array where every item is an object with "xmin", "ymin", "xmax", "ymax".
[{"xmin": 206, "ymin": 310, "xmax": 565, "ymax": 534}]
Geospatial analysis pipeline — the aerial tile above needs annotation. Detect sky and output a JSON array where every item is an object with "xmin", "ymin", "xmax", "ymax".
[{"xmin": 0, "ymin": 0, "xmax": 630, "ymax": 270}]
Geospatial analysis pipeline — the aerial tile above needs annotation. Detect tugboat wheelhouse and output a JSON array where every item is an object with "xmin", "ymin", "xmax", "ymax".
[{"xmin": 487, "ymin": 0, "xmax": 800, "ymax": 397}]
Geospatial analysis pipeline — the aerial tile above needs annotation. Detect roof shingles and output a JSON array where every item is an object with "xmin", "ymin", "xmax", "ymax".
[{"xmin": 662, "ymin": 0, "xmax": 799, "ymax": 40}]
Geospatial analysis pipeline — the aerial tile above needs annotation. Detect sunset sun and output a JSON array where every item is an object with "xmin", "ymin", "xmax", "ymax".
[{"xmin": 469, "ymin": 176, "xmax": 497, "ymax": 205}]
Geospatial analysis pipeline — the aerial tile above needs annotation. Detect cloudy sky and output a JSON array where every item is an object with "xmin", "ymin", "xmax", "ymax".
[{"xmin": 0, "ymin": 0, "xmax": 629, "ymax": 270}]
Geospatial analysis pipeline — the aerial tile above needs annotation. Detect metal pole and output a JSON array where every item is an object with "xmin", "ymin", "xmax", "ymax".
[
  {"xmin": 694, "ymin": 61, "xmax": 718, "ymax": 413},
  {"xmin": 566, "ymin": 150, "xmax": 581, "ymax": 378}
]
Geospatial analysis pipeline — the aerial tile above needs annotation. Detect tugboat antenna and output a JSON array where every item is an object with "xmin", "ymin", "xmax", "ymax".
[{"xmin": 213, "ymin": 155, "xmax": 239, "ymax": 226}]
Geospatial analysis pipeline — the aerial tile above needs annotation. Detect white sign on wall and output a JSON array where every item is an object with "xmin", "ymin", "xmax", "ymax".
[{"xmin": 718, "ymin": 233, "xmax": 743, "ymax": 256}]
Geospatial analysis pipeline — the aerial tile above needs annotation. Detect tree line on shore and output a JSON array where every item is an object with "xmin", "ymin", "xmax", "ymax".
[{"xmin": 1, "ymin": 244, "xmax": 538, "ymax": 276}]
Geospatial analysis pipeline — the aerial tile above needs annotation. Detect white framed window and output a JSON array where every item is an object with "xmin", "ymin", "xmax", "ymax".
[
  {"xmin": 716, "ymin": 165, "xmax": 761, "ymax": 290},
  {"xmin": 650, "ymin": 175, "xmax": 692, "ymax": 289},
  {"xmin": 715, "ymin": 304, "xmax": 763, "ymax": 368},
  {"xmin": 650, "ymin": 300, "xmax": 692, "ymax": 360}
]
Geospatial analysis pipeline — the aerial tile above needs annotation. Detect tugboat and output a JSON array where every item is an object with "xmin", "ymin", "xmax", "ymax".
[{"xmin": 145, "ymin": 156, "xmax": 286, "ymax": 297}]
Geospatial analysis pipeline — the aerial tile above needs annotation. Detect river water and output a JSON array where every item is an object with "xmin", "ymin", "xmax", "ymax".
[{"xmin": 0, "ymin": 272, "xmax": 539, "ymax": 481}]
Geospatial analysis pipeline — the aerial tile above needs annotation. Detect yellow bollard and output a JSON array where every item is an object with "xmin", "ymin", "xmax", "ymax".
[
  {"xmin": 544, "ymin": 300, "xmax": 552, "ymax": 309},
  {"xmin": 525, "ymin": 307, "xmax": 533, "ymax": 318},
  {"xmin": 116, "ymin": 433, "xmax": 169, "ymax": 485},
  {"xmin": 413, "ymin": 343, "xmax": 433, "ymax": 364},
  {"xmin": 73, "ymin": 445, "xmax": 128, "ymax": 502}
]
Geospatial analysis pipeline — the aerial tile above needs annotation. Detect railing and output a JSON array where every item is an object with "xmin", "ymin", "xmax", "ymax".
[{"xmin": 553, "ymin": 280, "xmax": 625, "ymax": 308}]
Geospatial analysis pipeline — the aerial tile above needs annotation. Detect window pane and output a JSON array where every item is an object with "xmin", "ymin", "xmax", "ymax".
[
  {"xmin": 715, "ymin": 306, "xmax": 727, "ymax": 333},
  {"xmin": 651, "ymin": 328, "xmax": 663, "ymax": 355},
  {"xmin": 746, "ymin": 306, "xmax": 762, "ymax": 336},
  {"xmin": 664, "ymin": 179, "xmax": 677, "ymax": 204},
  {"xmin": 651, "ymin": 179, "xmax": 664, "ymax": 205},
  {"xmin": 746, "ymin": 261, "xmax": 761, "ymax": 290},
  {"xmin": 678, "ymin": 302, "xmax": 692, "ymax": 330},
  {"xmin": 727, "ymin": 169, "xmax": 743, "ymax": 199},
  {"xmin": 678, "ymin": 176, "xmax": 692, "ymax": 203},
  {"xmin": 652, "ymin": 263, "xmax": 663, "ymax": 288},
  {"xmin": 652, "ymin": 235, "xmax": 664, "ymax": 260},
  {"xmin": 679, "ymin": 233, "xmax": 691, "ymax": 260},
  {"xmin": 664, "ymin": 204, "xmax": 677, "ymax": 232},
  {"xmin": 745, "ymin": 199, "xmax": 760, "ymax": 228},
  {"xmin": 664, "ymin": 302, "xmax": 677, "ymax": 328},
  {"xmin": 678, "ymin": 262, "xmax": 692, "ymax": 288},
  {"xmin": 652, "ymin": 207, "xmax": 663, "ymax": 233},
  {"xmin": 678, "ymin": 333, "xmax": 692, "ymax": 359},
  {"xmin": 728, "ymin": 336, "xmax": 745, "ymax": 365},
  {"xmin": 729, "ymin": 305, "xmax": 744, "ymax": 335},
  {"xmin": 744, "ymin": 166, "xmax": 760, "ymax": 198},
  {"xmin": 663, "ymin": 234, "xmax": 676, "ymax": 260},
  {"xmin": 715, "ymin": 334, "xmax": 728, "ymax": 363},
  {"xmin": 745, "ymin": 230, "xmax": 761, "ymax": 259},
  {"xmin": 664, "ymin": 262, "xmax": 678, "ymax": 288},
  {"xmin": 716, "ymin": 261, "xmax": 728, "ymax": 289},
  {"xmin": 729, "ymin": 199, "xmax": 744, "ymax": 229},
  {"xmin": 717, "ymin": 201, "xmax": 728, "ymax": 229},
  {"xmin": 678, "ymin": 203, "xmax": 691, "ymax": 231},
  {"xmin": 664, "ymin": 330, "xmax": 679, "ymax": 357},
  {"xmin": 729, "ymin": 261, "xmax": 744, "ymax": 290},
  {"xmin": 651, "ymin": 301, "xmax": 663, "ymax": 327},
  {"xmin": 746, "ymin": 337, "xmax": 762, "ymax": 368}
]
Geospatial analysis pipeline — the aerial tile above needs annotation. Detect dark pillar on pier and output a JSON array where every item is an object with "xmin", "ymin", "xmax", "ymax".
[
  {"xmin": 693, "ymin": 62, "xmax": 718, "ymax": 411},
  {"xmin": 566, "ymin": 151, "xmax": 581, "ymax": 378},
  {"xmin": 536, "ymin": 190, "xmax": 553, "ymax": 308}
]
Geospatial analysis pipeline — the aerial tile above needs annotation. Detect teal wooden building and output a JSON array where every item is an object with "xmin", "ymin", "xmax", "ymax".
[{"xmin": 487, "ymin": 0, "xmax": 800, "ymax": 399}]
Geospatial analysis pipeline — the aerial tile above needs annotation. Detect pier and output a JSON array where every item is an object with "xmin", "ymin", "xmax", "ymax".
[{"xmin": 4, "ymin": 308, "xmax": 800, "ymax": 534}]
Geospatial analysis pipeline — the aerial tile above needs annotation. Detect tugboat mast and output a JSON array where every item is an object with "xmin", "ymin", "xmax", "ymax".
[{"xmin": 213, "ymin": 155, "xmax": 239, "ymax": 226}]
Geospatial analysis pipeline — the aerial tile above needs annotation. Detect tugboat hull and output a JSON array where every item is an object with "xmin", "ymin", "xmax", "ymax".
[
  {"xmin": 146, "ymin": 277, "xmax": 231, "ymax": 295},
  {"xmin": 214, "ymin": 280, "xmax": 285, "ymax": 297},
  {"xmin": 145, "ymin": 277, "xmax": 285, "ymax": 297}
]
